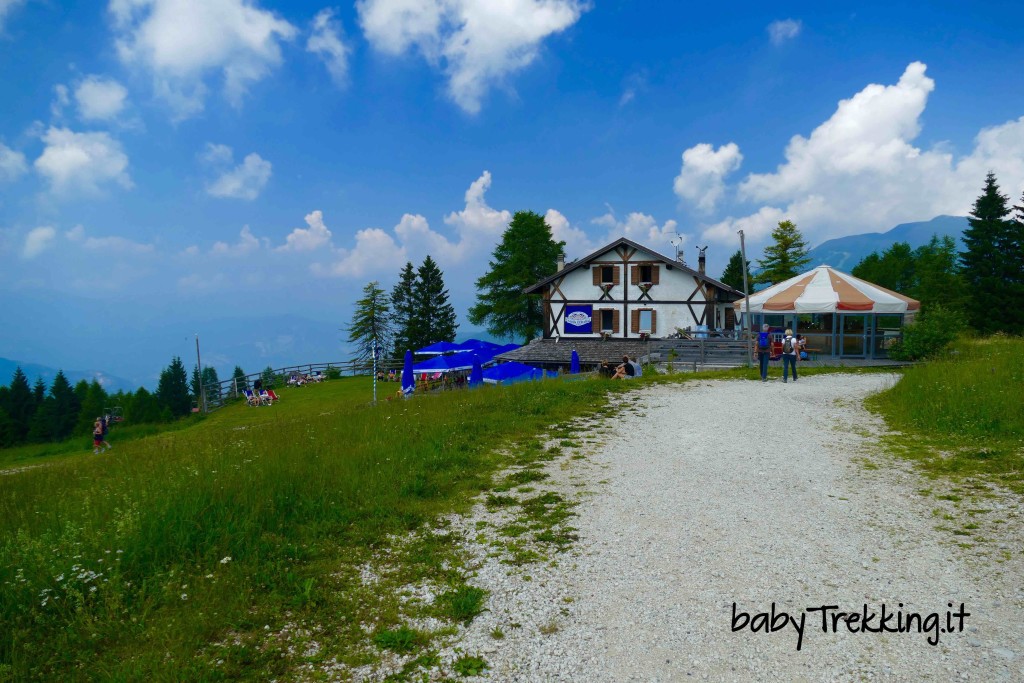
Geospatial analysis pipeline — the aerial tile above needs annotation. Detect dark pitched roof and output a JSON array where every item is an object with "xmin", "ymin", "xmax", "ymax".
[
  {"xmin": 524, "ymin": 237, "xmax": 743, "ymax": 298},
  {"xmin": 497, "ymin": 338, "xmax": 652, "ymax": 365}
]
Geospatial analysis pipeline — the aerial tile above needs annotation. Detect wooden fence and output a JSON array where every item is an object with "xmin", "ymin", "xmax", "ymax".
[{"xmin": 200, "ymin": 357, "xmax": 406, "ymax": 413}]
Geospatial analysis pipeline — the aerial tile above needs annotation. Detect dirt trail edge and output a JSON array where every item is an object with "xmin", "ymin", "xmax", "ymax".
[{"xmin": 451, "ymin": 374, "xmax": 1024, "ymax": 682}]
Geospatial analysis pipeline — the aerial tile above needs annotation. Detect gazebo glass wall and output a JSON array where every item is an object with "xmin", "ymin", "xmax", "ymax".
[{"xmin": 748, "ymin": 312, "xmax": 904, "ymax": 359}]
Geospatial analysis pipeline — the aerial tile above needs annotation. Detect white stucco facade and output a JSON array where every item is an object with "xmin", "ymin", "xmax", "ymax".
[{"xmin": 526, "ymin": 239, "xmax": 743, "ymax": 340}]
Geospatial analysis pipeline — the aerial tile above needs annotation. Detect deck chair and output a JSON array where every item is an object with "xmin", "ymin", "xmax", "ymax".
[
  {"xmin": 242, "ymin": 389, "xmax": 260, "ymax": 406},
  {"xmin": 259, "ymin": 390, "xmax": 273, "ymax": 406},
  {"xmin": 266, "ymin": 389, "xmax": 281, "ymax": 402}
]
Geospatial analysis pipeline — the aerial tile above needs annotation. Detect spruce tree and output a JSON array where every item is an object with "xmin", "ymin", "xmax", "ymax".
[
  {"xmin": 755, "ymin": 220, "xmax": 811, "ymax": 286},
  {"xmin": 32, "ymin": 377, "xmax": 46, "ymax": 411},
  {"xmin": 157, "ymin": 356, "xmax": 191, "ymax": 417},
  {"xmin": 390, "ymin": 262, "xmax": 418, "ymax": 356},
  {"xmin": 76, "ymin": 380, "xmax": 109, "ymax": 434},
  {"xmin": 3, "ymin": 367, "xmax": 34, "ymax": 444},
  {"xmin": 129, "ymin": 387, "xmax": 164, "ymax": 423},
  {"xmin": 960, "ymin": 173, "xmax": 1016, "ymax": 333},
  {"xmin": 719, "ymin": 250, "xmax": 752, "ymax": 293},
  {"xmin": 912, "ymin": 235, "xmax": 968, "ymax": 316},
  {"xmin": 0, "ymin": 406, "xmax": 15, "ymax": 448},
  {"xmin": 347, "ymin": 281, "xmax": 394, "ymax": 361},
  {"xmin": 411, "ymin": 256, "xmax": 458, "ymax": 349},
  {"xmin": 469, "ymin": 210, "xmax": 565, "ymax": 342},
  {"xmin": 29, "ymin": 371, "xmax": 79, "ymax": 442},
  {"xmin": 202, "ymin": 366, "xmax": 221, "ymax": 402},
  {"xmin": 232, "ymin": 366, "xmax": 249, "ymax": 392}
]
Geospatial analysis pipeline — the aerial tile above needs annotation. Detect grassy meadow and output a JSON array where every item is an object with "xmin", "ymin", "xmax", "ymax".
[
  {"xmin": 1, "ymin": 374, "xmax": 637, "ymax": 680},
  {"xmin": 868, "ymin": 336, "xmax": 1024, "ymax": 493}
]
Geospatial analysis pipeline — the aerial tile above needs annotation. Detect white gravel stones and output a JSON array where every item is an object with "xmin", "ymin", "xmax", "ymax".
[{"xmin": 441, "ymin": 374, "xmax": 1024, "ymax": 682}]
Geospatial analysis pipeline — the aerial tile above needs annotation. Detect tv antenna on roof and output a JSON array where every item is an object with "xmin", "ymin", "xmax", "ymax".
[{"xmin": 668, "ymin": 233, "xmax": 686, "ymax": 265}]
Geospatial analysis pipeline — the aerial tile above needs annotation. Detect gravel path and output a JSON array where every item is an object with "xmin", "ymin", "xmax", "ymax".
[{"xmin": 451, "ymin": 374, "xmax": 1024, "ymax": 682}]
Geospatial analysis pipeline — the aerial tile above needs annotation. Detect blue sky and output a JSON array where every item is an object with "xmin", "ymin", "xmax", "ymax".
[{"xmin": 2, "ymin": 0, "xmax": 1024, "ymax": 387}]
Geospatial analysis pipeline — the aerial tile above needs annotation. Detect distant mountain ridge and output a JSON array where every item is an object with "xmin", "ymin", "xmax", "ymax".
[
  {"xmin": 805, "ymin": 215, "xmax": 969, "ymax": 272},
  {"xmin": 0, "ymin": 358, "xmax": 136, "ymax": 393}
]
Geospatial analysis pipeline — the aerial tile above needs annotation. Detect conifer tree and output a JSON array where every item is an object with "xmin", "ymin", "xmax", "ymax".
[
  {"xmin": 156, "ymin": 356, "xmax": 191, "ymax": 417},
  {"xmin": 390, "ymin": 262, "xmax": 418, "ymax": 356},
  {"xmin": 347, "ymin": 281, "xmax": 394, "ymax": 360},
  {"xmin": 960, "ymin": 173, "xmax": 1019, "ymax": 333},
  {"xmin": 76, "ymin": 380, "xmax": 109, "ymax": 434},
  {"xmin": 28, "ymin": 371, "xmax": 79, "ymax": 442},
  {"xmin": 469, "ymin": 210, "xmax": 565, "ymax": 342},
  {"xmin": 3, "ymin": 367, "xmax": 33, "ymax": 444},
  {"xmin": 129, "ymin": 387, "xmax": 164, "ymax": 423},
  {"xmin": 0, "ymin": 406, "xmax": 15, "ymax": 448},
  {"xmin": 411, "ymin": 256, "xmax": 458, "ymax": 349},
  {"xmin": 32, "ymin": 377, "xmax": 45, "ymax": 411},
  {"xmin": 232, "ymin": 366, "xmax": 248, "ymax": 392},
  {"xmin": 755, "ymin": 220, "xmax": 811, "ymax": 286},
  {"xmin": 719, "ymin": 250, "xmax": 752, "ymax": 293}
]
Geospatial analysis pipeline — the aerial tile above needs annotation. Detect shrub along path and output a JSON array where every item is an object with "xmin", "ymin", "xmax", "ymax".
[{"xmin": 451, "ymin": 374, "xmax": 1024, "ymax": 680}]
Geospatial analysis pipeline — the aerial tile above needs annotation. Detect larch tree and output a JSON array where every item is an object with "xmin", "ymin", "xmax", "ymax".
[
  {"xmin": 411, "ymin": 256, "xmax": 458, "ymax": 349},
  {"xmin": 719, "ymin": 250, "xmax": 752, "ymax": 293},
  {"xmin": 960, "ymin": 173, "xmax": 1019, "ymax": 333},
  {"xmin": 754, "ymin": 220, "xmax": 811, "ymax": 286},
  {"xmin": 469, "ymin": 210, "xmax": 565, "ymax": 343},
  {"xmin": 347, "ymin": 281, "xmax": 394, "ymax": 361},
  {"xmin": 390, "ymin": 262, "xmax": 418, "ymax": 356}
]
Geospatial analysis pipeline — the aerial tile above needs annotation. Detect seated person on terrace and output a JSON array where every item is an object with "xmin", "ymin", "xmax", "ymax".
[{"xmin": 612, "ymin": 355, "xmax": 635, "ymax": 380}]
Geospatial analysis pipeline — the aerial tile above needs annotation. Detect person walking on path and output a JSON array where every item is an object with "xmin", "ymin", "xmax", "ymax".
[
  {"xmin": 781, "ymin": 328, "xmax": 798, "ymax": 383},
  {"xmin": 756, "ymin": 324, "xmax": 772, "ymax": 382}
]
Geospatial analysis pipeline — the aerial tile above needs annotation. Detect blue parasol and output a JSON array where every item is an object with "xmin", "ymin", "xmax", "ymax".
[
  {"xmin": 401, "ymin": 350, "xmax": 415, "ymax": 396},
  {"xmin": 414, "ymin": 340, "xmax": 462, "ymax": 355},
  {"xmin": 570, "ymin": 349, "xmax": 580, "ymax": 374},
  {"xmin": 469, "ymin": 354, "xmax": 483, "ymax": 387}
]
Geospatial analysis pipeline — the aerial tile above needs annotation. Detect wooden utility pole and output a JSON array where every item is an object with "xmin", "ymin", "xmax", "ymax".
[{"xmin": 738, "ymin": 230, "xmax": 753, "ymax": 366}]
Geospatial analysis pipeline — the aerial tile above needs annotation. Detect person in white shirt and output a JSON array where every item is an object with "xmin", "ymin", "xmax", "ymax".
[{"xmin": 781, "ymin": 328, "xmax": 798, "ymax": 383}]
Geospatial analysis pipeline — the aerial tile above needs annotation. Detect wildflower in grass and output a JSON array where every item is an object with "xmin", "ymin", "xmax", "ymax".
[
  {"xmin": 181, "ymin": 593, "xmax": 188, "ymax": 600},
  {"xmin": 220, "ymin": 556, "xmax": 232, "ymax": 564}
]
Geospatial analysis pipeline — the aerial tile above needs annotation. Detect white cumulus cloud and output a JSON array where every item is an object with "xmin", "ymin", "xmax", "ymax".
[
  {"xmin": 0, "ymin": 142, "xmax": 28, "ymax": 181},
  {"xmin": 357, "ymin": 0, "xmax": 586, "ymax": 113},
  {"xmin": 211, "ymin": 225, "xmax": 266, "ymax": 255},
  {"xmin": 75, "ymin": 76, "xmax": 129, "ymax": 121},
  {"xmin": 203, "ymin": 144, "xmax": 271, "ymax": 200},
  {"xmin": 110, "ymin": 0, "xmax": 297, "ymax": 119},
  {"xmin": 673, "ymin": 142, "xmax": 743, "ymax": 212},
  {"xmin": 767, "ymin": 19, "xmax": 801, "ymax": 46},
  {"xmin": 279, "ymin": 210, "xmax": 334, "ymax": 251},
  {"xmin": 307, "ymin": 8, "xmax": 350, "ymax": 86},
  {"xmin": 22, "ymin": 226, "xmax": 56, "ymax": 259},
  {"xmin": 544, "ymin": 208, "xmax": 595, "ymax": 257},
  {"xmin": 65, "ymin": 224, "xmax": 155, "ymax": 253},
  {"xmin": 0, "ymin": 0, "xmax": 26, "ymax": 31},
  {"xmin": 698, "ymin": 62, "xmax": 1024, "ymax": 248},
  {"xmin": 34, "ymin": 127, "xmax": 132, "ymax": 196},
  {"xmin": 312, "ymin": 227, "xmax": 405, "ymax": 278}
]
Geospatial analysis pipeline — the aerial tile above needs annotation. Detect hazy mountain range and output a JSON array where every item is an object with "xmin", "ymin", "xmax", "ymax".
[{"xmin": 805, "ymin": 215, "xmax": 969, "ymax": 271}]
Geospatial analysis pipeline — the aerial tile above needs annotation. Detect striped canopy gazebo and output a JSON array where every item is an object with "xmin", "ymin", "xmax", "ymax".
[
  {"xmin": 737, "ymin": 266, "xmax": 920, "ymax": 314},
  {"xmin": 735, "ymin": 266, "xmax": 920, "ymax": 358}
]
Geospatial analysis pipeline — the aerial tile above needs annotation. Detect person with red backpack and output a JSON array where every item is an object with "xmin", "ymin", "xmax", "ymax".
[{"xmin": 756, "ymin": 323, "xmax": 771, "ymax": 382}]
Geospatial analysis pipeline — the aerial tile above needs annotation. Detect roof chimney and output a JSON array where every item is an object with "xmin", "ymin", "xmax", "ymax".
[
  {"xmin": 556, "ymin": 252, "xmax": 565, "ymax": 272},
  {"xmin": 697, "ymin": 245, "xmax": 707, "ymax": 276}
]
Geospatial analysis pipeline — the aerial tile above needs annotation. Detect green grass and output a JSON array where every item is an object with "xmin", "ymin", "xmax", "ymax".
[
  {"xmin": 1, "ymin": 363, "xmax": 908, "ymax": 679},
  {"xmin": 0, "ymin": 377, "xmax": 619, "ymax": 679},
  {"xmin": 867, "ymin": 336, "xmax": 1024, "ymax": 493}
]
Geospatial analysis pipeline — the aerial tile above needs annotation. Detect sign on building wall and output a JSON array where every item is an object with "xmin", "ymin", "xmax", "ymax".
[{"xmin": 564, "ymin": 305, "xmax": 593, "ymax": 334}]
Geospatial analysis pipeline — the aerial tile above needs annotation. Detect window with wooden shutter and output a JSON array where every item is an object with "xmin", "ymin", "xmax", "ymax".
[
  {"xmin": 639, "ymin": 309, "xmax": 653, "ymax": 332},
  {"xmin": 631, "ymin": 309, "xmax": 640, "ymax": 333},
  {"xmin": 639, "ymin": 264, "xmax": 653, "ymax": 284},
  {"xmin": 651, "ymin": 309, "xmax": 657, "ymax": 334},
  {"xmin": 651, "ymin": 265, "xmax": 660, "ymax": 285},
  {"xmin": 592, "ymin": 266, "xmax": 600, "ymax": 286},
  {"xmin": 630, "ymin": 265, "xmax": 639, "ymax": 285},
  {"xmin": 601, "ymin": 309, "xmax": 614, "ymax": 331},
  {"xmin": 612, "ymin": 266, "xmax": 620, "ymax": 286},
  {"xmin": 612, "ymin": 309, "xmax": 620, "ymax": 333},
  {"xmin": 591, "ymin": 309, "xmax": 601, "ymax": 333},
  {"xmin": 601, "ymin": 265, "xmax": 614, "ymax": 284}
]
